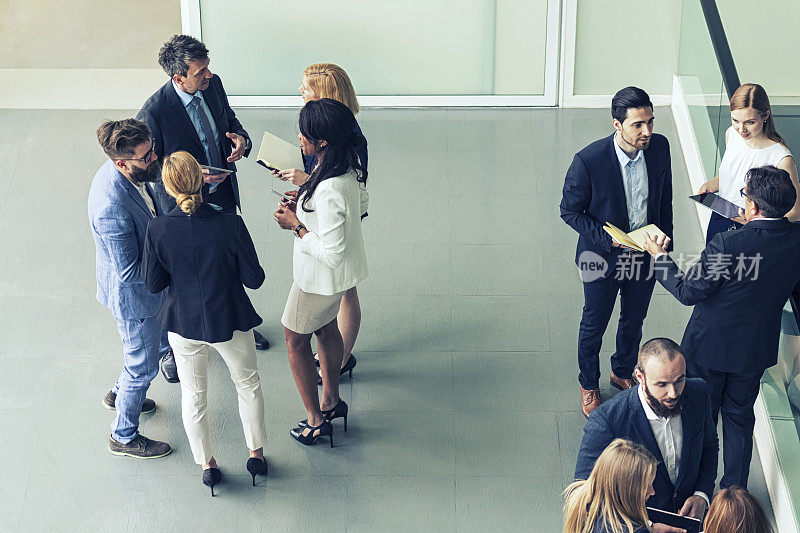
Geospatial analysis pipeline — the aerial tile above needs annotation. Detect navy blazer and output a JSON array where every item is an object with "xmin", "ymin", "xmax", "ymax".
[
  {"xmin": 137, "ymin": 75, "xmax": 251, "ymax": 213},
  {"xmin": 574, "ymin": 379, "xmax": 718, "ymax": 513},
  {"xmin": 142, "ymin": 203, "xmax": 264, "ymax": 343},
  {"xmin": 561, "ymin": 133, "xmax": 673, "ymax": 278},
  {"xmin": 655, "ymin": 218, "xmax": 800, "ymax": 373}
]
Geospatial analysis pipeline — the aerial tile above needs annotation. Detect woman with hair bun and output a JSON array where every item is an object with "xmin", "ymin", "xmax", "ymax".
[
  {"xmin": 142, "ymin": 150, "xmax": 269, "ymax": 496},
  {"xmin": 699, "ymin": 82, "xmax": 799, "ymax": 242}
]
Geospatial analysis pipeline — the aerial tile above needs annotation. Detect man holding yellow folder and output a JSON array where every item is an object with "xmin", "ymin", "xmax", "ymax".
[{"xmin": 560, "ymin": 87, "xmax": 673, "ymax": 417}]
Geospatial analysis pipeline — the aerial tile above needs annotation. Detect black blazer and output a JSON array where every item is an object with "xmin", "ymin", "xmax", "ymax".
[
  {"xmin": 137, "ymin": 75, "xmax": 252, "ymax": 213},
  {"xmin": 561, "ymin": 133, "xmax": 673, "ymax": 278},
  {"xmin": 575, "ymin": 379, "xmax": 718, "ymax": 513},
  {"xmin": 142, "ymin": 203, "xmax": 264, "ymax": 343},
  {"xmin": 655, "ymin": 218, "xmax": 800, "ymax": 373}
]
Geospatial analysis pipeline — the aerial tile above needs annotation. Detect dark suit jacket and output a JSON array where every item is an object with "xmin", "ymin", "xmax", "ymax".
[
  {"xmin": 142, "ymin": 203, "xmax": 264, "ymax": 343},
  {"xmin": 561, "ymin": 133, "xmax": 673, "ymax": 279},
  {"xmin": 137, "ymin": 75, "xmax": 251, "ymax": 213},
  {"xmin": 655, "ymin": 218, "xmax": 800, "ymax": 373},
  {"xmin": 574, "ymin": 379, "xmax": 718, "ymax": 513}
]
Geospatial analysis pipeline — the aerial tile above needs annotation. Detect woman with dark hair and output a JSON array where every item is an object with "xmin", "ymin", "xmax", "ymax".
[
  {"xmin": 274, "ymin": 98, "xmax": 368, "ymax": 446},
  {"xmin": 703, "ymin": 486, "xmax": 773, "ymax": 533},
  {"xmin": 698, "ymin": 83, "xmax": 799, "ymax": 242},
  {"xmin": 275, "ymin": 63, "xmax": 368, "ymax": 384}
]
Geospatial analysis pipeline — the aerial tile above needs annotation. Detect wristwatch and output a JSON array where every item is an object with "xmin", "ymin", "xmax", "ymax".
[
  {"xmin": 244, "ymin": 136, "xmax": 252, "ymax": 153},
  {"xmin": 293, "ymin": 223, "xmax": 307, "ymax": 238}
]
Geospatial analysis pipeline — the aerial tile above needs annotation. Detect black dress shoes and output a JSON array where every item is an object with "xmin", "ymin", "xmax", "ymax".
[
  {"xmin": 254, "ymin": 330, "xmax": 270, "ymax": 350},
  {"xmin": 160, "ymin": 349, "xmax": 179, "ymax": 383}
]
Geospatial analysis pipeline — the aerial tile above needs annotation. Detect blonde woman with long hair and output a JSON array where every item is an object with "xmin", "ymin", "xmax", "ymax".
[
  {"xmin": 276, "ymin": 62, "xmax": 368, "ymax": 385},
  {"xmin": 698, "ymin": 82, "xmax": 799, "ymax": 242},
  {"xmin": 142, "ymin": 151, "xmax": 269, "ymax": 495},
  {"xmin": 564, "ymin": 439, "xmax": 656, "ymax": 533}
]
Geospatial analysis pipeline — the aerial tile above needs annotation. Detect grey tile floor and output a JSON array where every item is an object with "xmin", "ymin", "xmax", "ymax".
[{"xmin": 0, "ymin": 107, "xmax": 774, "ymax": 531}]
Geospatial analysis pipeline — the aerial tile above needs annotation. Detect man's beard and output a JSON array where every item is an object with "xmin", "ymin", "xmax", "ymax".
[
  {"xmin": 130, "ymin": 160, "xmax": 161, "ymax": 184},
  {"xmin": 621, "ymin": 129, "xmax": 650, "ymax": 151},
  {"xmin": 644, "ymin": 381, "xmax": 682, "ymax": 418}
]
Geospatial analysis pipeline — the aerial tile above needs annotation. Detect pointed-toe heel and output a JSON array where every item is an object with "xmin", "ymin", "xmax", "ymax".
[
  {"xmin": 246, "ymin": 457, "xmax": 268, "ymax": 486},
  {"xmin": 202, "ymin": 467, "xmax": 222, "ymax": 497},
  {"xmin": 290, "ymin": 420, "xmax": 334, "ymax": 447}
]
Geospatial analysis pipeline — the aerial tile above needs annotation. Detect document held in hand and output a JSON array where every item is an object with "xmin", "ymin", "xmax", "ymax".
[
  {"xmin": 603, "ymin": 222, "xmax": 666, "ymax": 253},
  {"xmin": 256, "ymin": 131, "xmax": 304, "ymax": 172}
]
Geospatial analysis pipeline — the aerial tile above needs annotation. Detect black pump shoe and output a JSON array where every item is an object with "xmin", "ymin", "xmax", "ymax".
[
  {"xmin": 290, "ymin": 420, "xmax": 334, "ymax": 447},
  {"xmin": 298, "ymin": 398, "xmax": 349, "ymax": 432},
  {"xmin": 317, "ymin": 355, "xmax": 357, "ymax": 385},
  {"xmin": 246, "ymin": 457, "xmax": 268, "ymax": 486},
  {"xmin": 202, "ymin": 467, "xmax": 222, "ymax": 497}
]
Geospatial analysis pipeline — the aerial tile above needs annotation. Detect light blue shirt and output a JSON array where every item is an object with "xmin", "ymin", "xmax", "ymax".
[
  {"xmin": 614, "ymin": 133, "xmax": 649, "ymax": 231},
  {"xmin": 172, "ymin": 80, "xmax": 222, "ymax": 191}
]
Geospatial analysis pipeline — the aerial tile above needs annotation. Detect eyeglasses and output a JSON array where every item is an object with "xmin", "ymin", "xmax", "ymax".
[
  {"xmin": 114, "ymin": 138, "xmax": 156, "ymax": 163},
  {"xmin": 740, "ymin": 187, "xmax": 749, "ymax": 200}
]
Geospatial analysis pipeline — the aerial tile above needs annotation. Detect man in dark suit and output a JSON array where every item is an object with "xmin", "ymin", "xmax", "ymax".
[
  {"xmin": 575, "ymin": 338, "xmax": 718, "ymax": 525},
  {"xmin": 643, "ymin": 165, "xmax": 800, "ymax": 489},
  {"xmin": 137, "ymin": 34, "xmax": 269, "ymax": 354},
  {"xmin": 561, "ymin": 87, "xmax": 673, "ymax": 417}
]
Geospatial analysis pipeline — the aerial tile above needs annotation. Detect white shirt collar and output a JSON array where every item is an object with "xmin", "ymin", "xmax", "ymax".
[
  {"xmin": 751, "ymin": 216, "xmax": 782, "ymax": 221},
  {"xmin": 171, "ymin": 79, "xmax": 201, "ymax": 108},
  {"xmin": 614, "ymin": 132, "xmax": 644, "ymax": 166}
]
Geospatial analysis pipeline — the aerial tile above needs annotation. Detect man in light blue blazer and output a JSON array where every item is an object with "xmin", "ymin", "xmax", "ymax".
[{"xmin": 88, "ymin": 119, "xmax": 172, "ymax": 459}]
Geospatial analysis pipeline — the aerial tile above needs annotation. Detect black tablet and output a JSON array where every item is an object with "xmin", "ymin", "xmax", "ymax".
[
  {"xmin": 689, "ymin": 192, "xmax": 741, "ymax": 219},
  {"xmin": 647, "ymin": 507, "xmax": 702, "ymax": 533}
]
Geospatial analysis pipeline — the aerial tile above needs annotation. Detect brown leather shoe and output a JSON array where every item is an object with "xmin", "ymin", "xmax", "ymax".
[
  {"xmin": 580, "ymin": 386, "xmax": 602, "ymax": 418},
  {"xmin": 610, "ymin": 372, "xmax": 637, "ymax": 391}
]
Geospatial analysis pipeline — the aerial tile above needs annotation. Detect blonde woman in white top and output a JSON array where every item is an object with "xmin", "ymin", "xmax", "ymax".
[
  {"xmin": 274, "ymin": 98, "xmax": 368, "ymax": 446},
  {"xmin": 699, "ymin": 83, "xmax": 799, "ymax": 242}
]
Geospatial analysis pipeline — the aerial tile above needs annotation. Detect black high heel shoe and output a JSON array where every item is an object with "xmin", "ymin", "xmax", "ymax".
[
  {"xmin": 246, "ymin": 457, "xmax": 268, "ymax": 486},
  {"xmin": 290, "ymin": 420, "xmax": 334, "ymax": 447},
  {"xmin": 317, "ymin": 355, "xmax": 357, "ymax": 384},
  {"xmin": 298, "ymin": 398, "xmax": 349, "ymax": 432},
  {"xmin": 202, "ymin": 467, "xmax": 222, "ymax": 497}
]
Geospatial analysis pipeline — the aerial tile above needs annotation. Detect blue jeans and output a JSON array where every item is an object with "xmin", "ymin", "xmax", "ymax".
[{"xmin": 111, "ymin": 316, "xmax": 165, "ymax": 443}]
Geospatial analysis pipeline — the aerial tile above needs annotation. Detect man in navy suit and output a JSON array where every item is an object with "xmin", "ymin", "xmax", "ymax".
[
  {"xmin": 575, "ymin": 338, "xmax": 718, "ymax": 525},
  {"xmin": 137, "ymin": 34, "xmax": 269, "ymax": 354},
  {"xmin": 561, "ymin": 87, "xmax": 673, "ymax": 417},
  {"xmin": 643, "ymin": 165, "xmax": 800, "ymax": 489}
]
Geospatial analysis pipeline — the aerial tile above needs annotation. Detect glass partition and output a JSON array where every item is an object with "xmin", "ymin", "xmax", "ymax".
[
  {"xmin": 676, "ymin": 0, "xmax": 728, "ymax": 180},
  {"xmin": 192, "ymin": 0, "xmax": 558, "ymax": 104}
]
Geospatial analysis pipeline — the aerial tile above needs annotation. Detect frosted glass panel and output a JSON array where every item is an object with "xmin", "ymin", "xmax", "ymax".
[{"xmin": 198, "ymin": 0, "xmax": 549, "ymax": 96}]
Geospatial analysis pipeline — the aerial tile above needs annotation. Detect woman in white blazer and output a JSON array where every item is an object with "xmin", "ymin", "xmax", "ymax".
[{"xmin": 274, "ymin": 98, "xmax": 368, "ymax": 446}]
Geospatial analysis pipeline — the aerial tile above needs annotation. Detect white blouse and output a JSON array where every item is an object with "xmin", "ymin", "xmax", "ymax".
[
  {"xmin": 293, "ymin": 171, "xmax": 368, "ymax": 295},
  {"xmin": 719, "ymin": 128, "xmax": 792, "ymax": 208}
]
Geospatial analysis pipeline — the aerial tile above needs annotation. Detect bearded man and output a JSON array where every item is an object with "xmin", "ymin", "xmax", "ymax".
[
  {"xmin": 574, "ymin": 338, "xmax": 718, "ymax": 525},
  {"xmin": 88, "ymin": 119, "xmax": 172, "ymax": 459}
]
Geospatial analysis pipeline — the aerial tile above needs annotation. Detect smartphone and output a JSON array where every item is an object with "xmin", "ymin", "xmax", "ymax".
[
  {"xmin": 271, "ymin": 189, "xmax": 295, "ymax": 202},
  {"xmin": 200, "ymin": 164, "xmax": 230, "ymax": 175}
]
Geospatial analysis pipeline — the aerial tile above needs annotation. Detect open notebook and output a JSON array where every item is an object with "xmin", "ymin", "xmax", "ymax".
[
  {"xmin": 603, "ymin": 223, "xmax": 666, "ymax": 252},
  {"xmin": 255, "ymin": 131, "xmax": 304, "ymax": 172}
]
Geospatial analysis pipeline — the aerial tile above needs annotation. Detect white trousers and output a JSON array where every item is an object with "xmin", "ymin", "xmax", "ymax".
[{"xmin": 168, "ymin": 329, "xmax": 267, "ymax": 465}]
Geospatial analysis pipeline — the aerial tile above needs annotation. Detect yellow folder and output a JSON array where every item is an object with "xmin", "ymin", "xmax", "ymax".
[
  {"xmin": 255, "ymin": 131, "xmax": 304, "ymax": 172},
  {"xmin": 603, "ymin": 223, "xmax": 665, "ymax": 252}
]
